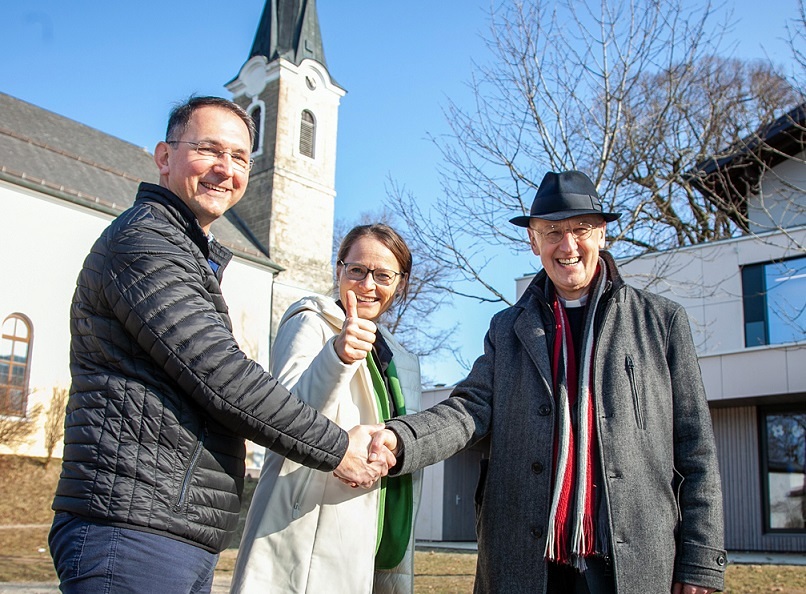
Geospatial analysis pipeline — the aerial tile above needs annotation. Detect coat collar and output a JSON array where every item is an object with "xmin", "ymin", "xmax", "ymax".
[
  {"xmin": 513, "ymin": 300, "xmax": 554, "ymax": 394},
  {"xmin": 134, "ymin": 182, "xmax": 212, "ymax": 259}
]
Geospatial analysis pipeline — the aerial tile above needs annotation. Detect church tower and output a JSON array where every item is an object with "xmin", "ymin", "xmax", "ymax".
[{"xmin": 227, "ymin": 0, "xmax": 344, "ymax": 335}]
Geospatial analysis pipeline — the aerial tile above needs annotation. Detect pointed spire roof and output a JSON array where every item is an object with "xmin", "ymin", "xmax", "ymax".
[{"xmin": 249, "ymin": 0, "xmax": 328, "ymax": 69}]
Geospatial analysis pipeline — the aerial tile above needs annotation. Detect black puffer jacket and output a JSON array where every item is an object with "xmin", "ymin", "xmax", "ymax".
[{"xmin": 53, "ymin": 182, "xmax": 347, "ymax": 553}]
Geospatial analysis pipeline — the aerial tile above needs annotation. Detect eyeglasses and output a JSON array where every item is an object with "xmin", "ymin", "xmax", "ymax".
[
  {"xmin": 167, "ymin": 140, "xmax": 254, "ymax": 172},
  {"xmin": 338, "ymin": 261, "xmax": 403, "ymax": 286},
  {"xmin": 533, "ymin": 222, "xmax": 599, "ymax": 244}
]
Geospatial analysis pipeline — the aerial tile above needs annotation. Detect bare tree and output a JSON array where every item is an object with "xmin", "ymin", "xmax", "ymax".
[
  {"xmin": 0, "ymin": 402, "xmax": 42, "ymax": 450},
  {"xmin": 43, "ymin": 386, "xmax": 69, "ymax": 467},
  {"xmin": 388, "ymin": 0, "xmax": 802, "ymax": 306},
  {"xmin": 787, "ymin": 0, "xmax": 806, "ymax": 87},
  {"xmin": 334, "ymin": 207, "xmax": 467, "ymax": 382}
]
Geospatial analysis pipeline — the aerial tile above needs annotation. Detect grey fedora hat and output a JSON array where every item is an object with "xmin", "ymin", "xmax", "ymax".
[{"xmin": 510, "ymin": 170, "xmax": 621, "ymax": 227}]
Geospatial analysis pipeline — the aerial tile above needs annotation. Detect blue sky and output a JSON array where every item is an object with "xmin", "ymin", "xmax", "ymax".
[{"xmin": 2, "ymin": 1, "xmax": 802, "ymax": 383}]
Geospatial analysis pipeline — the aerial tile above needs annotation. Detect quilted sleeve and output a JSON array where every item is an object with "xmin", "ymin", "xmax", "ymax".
[{"xmin": 101, "ymin": 224, "xmax": 348, "ymax": 471}]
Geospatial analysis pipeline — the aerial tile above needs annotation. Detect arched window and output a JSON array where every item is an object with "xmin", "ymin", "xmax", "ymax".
[
  {"xmin": 249, "ymin": 105, "xmax": 262, "ymax": 154},
  {"xmin": 299, "ymin": 110, "xmax": 316, "ymax": 158},
  {"xmin": 0, "ymin": 314, "xmax": 33, "ymax": 417}
]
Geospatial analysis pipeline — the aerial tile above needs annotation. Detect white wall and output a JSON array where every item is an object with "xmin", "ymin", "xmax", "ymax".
[
  {"xmin": 749, "ymin": 149, "xmax": 806, "ymax": 232},
  {"xmin": 1, "ymin": 181, "xmax": 112, "ymax": 457},
  {"xmin": 221, "ymin": 259, "xmax": 273, "ymax": 371},
  {"xmin": 222, "ymin": 258, "xmax": 275, "ymax": 472}
]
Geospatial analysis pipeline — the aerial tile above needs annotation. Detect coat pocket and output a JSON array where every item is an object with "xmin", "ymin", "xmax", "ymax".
[
  {"xmin": 673, "ymin": 466, "xmax": 684, "ymax": 527},
  {"xmin": 173, "ymin": 425, "xmax": 207, "ymax": 513},
  {"xmin": 625, "ymin": 355, "xmax": 646, "ymax": 430},
  {"xmin": 291, "ymin": 466, "xmax": 316, "ymax": 520}
]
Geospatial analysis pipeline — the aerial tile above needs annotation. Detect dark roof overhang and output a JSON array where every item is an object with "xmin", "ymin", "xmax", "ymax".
[{"xmin": 688, "ymin": 103, "xmax": 806, "ymax": 216}]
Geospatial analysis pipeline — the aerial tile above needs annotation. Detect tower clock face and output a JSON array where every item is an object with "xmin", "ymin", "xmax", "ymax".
[{"xmin": 305, "ymin": 75, "xmax": 317, "ymax": 91}]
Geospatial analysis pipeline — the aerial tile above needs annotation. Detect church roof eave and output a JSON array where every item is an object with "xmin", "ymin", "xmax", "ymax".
[{"xmin": 0, "ymin": 92, "xmax": 282, "ymax": 272}]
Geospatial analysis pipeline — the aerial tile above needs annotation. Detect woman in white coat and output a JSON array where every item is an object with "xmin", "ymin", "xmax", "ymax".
[{"xmin": 230, "ymin": 224, "xmax": 422, "ymax": 594}]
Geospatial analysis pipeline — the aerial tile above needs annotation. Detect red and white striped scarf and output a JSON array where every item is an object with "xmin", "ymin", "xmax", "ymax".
[{"xmin": 544, "ymin": 263, "xmax": 607, "ymax": 570}]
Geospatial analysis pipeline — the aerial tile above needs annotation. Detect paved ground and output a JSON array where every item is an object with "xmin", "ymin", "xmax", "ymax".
[{"xmin": 0, "ymin": 546, "xmax": 803, "ymax": 593}]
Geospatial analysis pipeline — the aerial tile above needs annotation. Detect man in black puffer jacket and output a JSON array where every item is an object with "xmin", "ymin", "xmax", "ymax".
[{"xmin": 49, "ymin": 97, "xmax": 392, "ymax": 594}]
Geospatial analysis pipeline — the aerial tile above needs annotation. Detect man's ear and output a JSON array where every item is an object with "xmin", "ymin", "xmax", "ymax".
[
  {"xmin": 154, "ymin": 141, "xmax": 171, "ymax": 175},
  {"xmin": 598, "ymin": 223, "xmax": 607, "ymax": 249},
  {"xmin": 527, "ymin": 229, "xmax": 541, "ymax": 256}
]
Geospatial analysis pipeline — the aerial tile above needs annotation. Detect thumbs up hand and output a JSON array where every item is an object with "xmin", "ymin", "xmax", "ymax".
[{"xmin": 334, "ymin": 290, "xmax": 377, "ymax": 364}]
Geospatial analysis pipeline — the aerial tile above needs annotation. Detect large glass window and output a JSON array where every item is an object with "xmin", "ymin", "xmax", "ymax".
[
  {"xmin": 741, "ymin": 256, "xmax": 806, "ymax": 347},
  {"xmin": 761, "ymin": 406, "xmax": 806, "ymax": 532},
  {"xmin": 0, "ymin": 314, "xmax": 33, "ymax": 417}
]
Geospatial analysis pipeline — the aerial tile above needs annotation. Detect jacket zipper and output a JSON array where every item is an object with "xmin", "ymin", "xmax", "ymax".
[
  {"xmin": 625, "ymin": 355, "xmax": 646, "ymax": 429},
  {"xmin": 173, "ymin": 425, "xmax": 207, "ymax": 513}
]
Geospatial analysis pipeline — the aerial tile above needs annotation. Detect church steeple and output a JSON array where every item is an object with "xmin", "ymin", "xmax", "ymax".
[
  {"xmin": 226, "ymin": 0, "xmax": 345, "ymax": 344},
  {"xmin": 249, "ymin": 0, "xmax": 328, "ymax": 69}
]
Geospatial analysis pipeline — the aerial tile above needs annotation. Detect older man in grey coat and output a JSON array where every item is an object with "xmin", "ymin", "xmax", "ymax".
[{"xmin": 372, "ymin": 170, "xmax": 727, "ymax": 593}]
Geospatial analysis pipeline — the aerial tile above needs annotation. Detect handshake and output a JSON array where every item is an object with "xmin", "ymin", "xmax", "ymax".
[{"xmin": 333, "ymin": 424, "xmax": 401, "ymax": 488}]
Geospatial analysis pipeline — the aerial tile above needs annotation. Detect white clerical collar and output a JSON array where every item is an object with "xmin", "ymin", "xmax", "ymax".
[{"xmin": 559, "ymin": 294, "xmax": 588, "ymax": 308}]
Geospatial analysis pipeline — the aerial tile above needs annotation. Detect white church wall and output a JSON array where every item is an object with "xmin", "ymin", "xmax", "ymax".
[
  {"xmin": 219, "ymin": 258, "xmax": 275, "ymax": 475},
  {"xmin": 219, "ymin": 259, "xmax": 273, "ymax": 371},
  {"xmin": 1, "ymin": 181, "xmax": 112, "ymax": 458}
]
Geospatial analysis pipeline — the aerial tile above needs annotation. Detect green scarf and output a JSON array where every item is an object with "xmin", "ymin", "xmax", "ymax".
[{"xmin": 366, "ymin": 355, "xmax": 414, "ymax": 570}]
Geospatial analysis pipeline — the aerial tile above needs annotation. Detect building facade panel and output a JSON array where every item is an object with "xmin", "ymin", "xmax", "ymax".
[{"xmin": 712, "ymin": 406, "xmax": 762, "ymax": 550}]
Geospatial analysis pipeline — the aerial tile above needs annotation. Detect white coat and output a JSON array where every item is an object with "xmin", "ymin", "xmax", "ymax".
[{"xmin": 230, "ymin": 295, "xmax": 422, "ymax": 594}]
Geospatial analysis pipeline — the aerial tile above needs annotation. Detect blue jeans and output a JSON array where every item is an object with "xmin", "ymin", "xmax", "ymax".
[{"xmin": 49, "ymin": 512, "xmax": 219, "ymax": 594}]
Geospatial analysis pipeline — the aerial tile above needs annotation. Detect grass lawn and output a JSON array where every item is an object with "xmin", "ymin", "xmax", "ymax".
[{"xmin": 2, "ymin": 455, "xmax": 804, "ymax": 593}]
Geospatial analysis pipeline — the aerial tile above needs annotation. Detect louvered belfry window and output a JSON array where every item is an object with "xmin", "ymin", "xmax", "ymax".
[
  {"xmin": 250, "ymin": 106, "xmax": 262, "ymax": 154},
  {"xmin": 300, "ymin": 110, "xmax": 315, "ymax": 158}
]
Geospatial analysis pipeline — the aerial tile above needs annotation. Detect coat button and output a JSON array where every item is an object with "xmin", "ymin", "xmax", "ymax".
[
  {"xmin": 716, "ymin": 554, "xmax": 727, "ymax": 566},
  {"xmin": 538, "ymin": 405, "xmax": 551, "ymax": 416},
  {"xmin": 530, "ymin": 526, "xmax": 543, "ymax": 539},
  {"xmin": 531, "ymin": 462, "xmax": 544, "ymax": 474}
]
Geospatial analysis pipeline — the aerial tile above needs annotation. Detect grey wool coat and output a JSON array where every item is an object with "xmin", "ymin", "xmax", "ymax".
[{"xmin": 386, "ymin": 252, "xmax": 727, "ymax": 594}]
